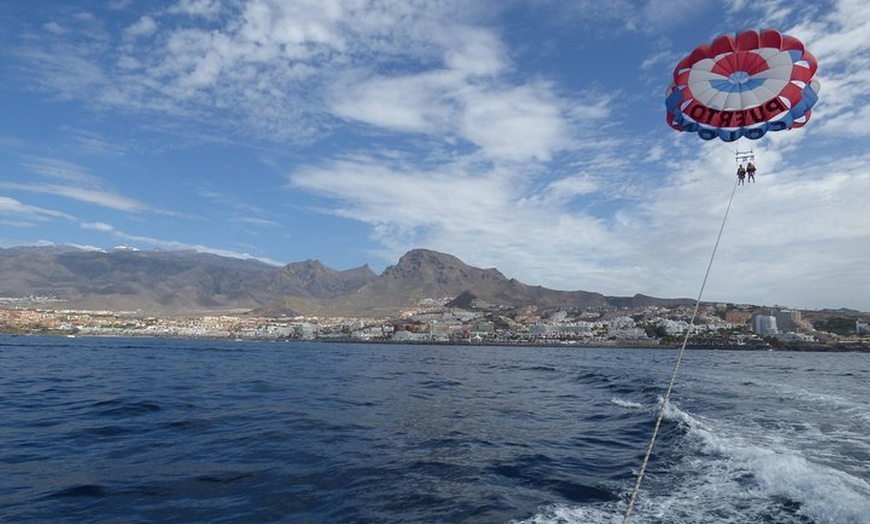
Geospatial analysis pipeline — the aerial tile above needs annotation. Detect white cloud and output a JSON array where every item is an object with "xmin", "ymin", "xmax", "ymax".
[
  {"xmin": 236, "ymin": 217, "xmax": 280, "ymax": 228},
  {"xmin": 16, "ymin": 49, "xmax": 106, "ymax": 102},
  {"xmin": 325, "ymin": 25, "xmax": 508, "ymax": 137},
  {"xmin": 459, "ymin": 83, "xmax": 570, "ymax": 163},
  {"xmin": 0, "ymin": 156, "xmax": 175, "ymax": 215},
  {"xmin": 124, "ymin": 16, "xmax": 157, "ymax": 39},
  {"xmin": 289, "ymin": 153, "xmax": 631, "ymax": 290},
  {"xmin": 613, "ymin": 141, "xmax": 870, "ymax": 307},
  {"xmin": 0, "ymin": 196, "xmax": 73, "ymax": 221},
  {"xmin": 539, "ymin": 174, "xmax": 601, "ymax": 204},
  {"xmin": 21, "ymin": 157, "xmax": 103, "ymax": 185},
  {"xmin": 108, "ymin": 0, "xmax": 134, "ymax": 11},
  {"xmin": 4, "ymin": 159, "xmax": 155, "ymax": 213},
  {"xmin": 25, "ymin": 184, "xmax": 151, "ymax": 212},
  {"xmin": 328, "ymin": 24, "xmax": 580, "ymax": 164},
  {"xmin": 81, "ymin": 221, "xmax": 114, "ymax": 232},
  {"xmin": 167, "ymin": 0, "xmax": 222, "ymax": 18},
  {"xmin": 67, "ymin": 129, "xmax": 129, "ymax": 156},
  {"xmin": 791, "ymin": 0, "xmax": 870, "ymax": 138},
  {"xmin": 442, "ymin": 26, "xmax": 507, "ymax": 77},
  {"xmin": 80, "ymin": 221, "xmax": 283, "ymax": 265},
  {"xmin": 10, "ymin": 0, "xmax": 513, "ymax": 146},
  {"xmin": 329, "ymin": 71, "xmax": 459, "ymax": 133},
  {"xmin": 43, "ymin": 22, "xmax": 68, "ymax": 36},
  {"xmin": 197, "ymin": 188, "xmax": 278, "ymax": 228}
]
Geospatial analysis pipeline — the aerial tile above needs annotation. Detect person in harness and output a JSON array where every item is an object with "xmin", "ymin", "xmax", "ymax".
[
  {"xmin": 746, "ymin": 161, "xmax": 756, "ymax": 182},
  {"xmin": 737, "ymin": 164, "xmax": 746, "ymax": 185}
]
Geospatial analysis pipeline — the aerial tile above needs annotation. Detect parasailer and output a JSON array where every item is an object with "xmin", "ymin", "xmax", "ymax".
[
  {"xmin": 625, "ymin": 28, "xmax": 822, "ymax": 524},
  {"xmin": 665, "ymin": 29, "xmax": 820, "ymax": 143}
]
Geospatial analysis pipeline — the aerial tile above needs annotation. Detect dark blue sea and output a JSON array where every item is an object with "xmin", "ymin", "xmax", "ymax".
[{"xmin": 1, "ymin": 336, "xmax": 868, "ymax": 523}]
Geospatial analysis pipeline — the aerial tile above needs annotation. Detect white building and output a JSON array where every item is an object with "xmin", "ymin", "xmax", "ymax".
[
  {"xmin": 775, "ymin": 310, "xmax": 801, "ymax": 332},
  {"xmin": 753, "ymin": 314, "xmax": 778, "ymax": 336},
  {"xmin": 655, "ymin": 318, "xmax": 690, "ymax": 335}
]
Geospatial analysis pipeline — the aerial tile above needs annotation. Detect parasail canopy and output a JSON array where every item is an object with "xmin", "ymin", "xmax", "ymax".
[{"xmin": 666, "ymin": 29, "xmax": 820, "ymax": 142}]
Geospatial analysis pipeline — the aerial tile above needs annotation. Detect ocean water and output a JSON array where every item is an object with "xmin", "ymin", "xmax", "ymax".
[{"xmin": 1, "ymin": 336, "xmax": 868, "ymax": 523}]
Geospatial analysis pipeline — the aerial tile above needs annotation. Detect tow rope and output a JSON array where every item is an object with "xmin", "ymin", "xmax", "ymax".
[{"xmin": 622, "ymin": 177, "xmax": 740, "ymax": 523}]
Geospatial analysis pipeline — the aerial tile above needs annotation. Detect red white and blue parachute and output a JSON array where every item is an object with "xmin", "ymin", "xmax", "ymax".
[{"xmin": 666, "ymin": 29, "xmax": 820, "ymax": 142}]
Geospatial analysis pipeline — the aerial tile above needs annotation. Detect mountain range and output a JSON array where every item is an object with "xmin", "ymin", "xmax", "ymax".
[{"xmin": 0, "ymin": 246, "xmax": 695, "ymax": 317}]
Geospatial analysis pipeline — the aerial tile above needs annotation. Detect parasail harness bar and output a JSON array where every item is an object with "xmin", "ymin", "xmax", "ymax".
[{"xmin": 735, "ymin": 148, "xmax": 755, "ymax": 164}]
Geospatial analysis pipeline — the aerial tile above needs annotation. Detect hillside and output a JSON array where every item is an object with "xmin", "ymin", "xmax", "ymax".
[
  {"xmin": 1, "ymin": 246, "xmax": 693, "ymax": 317},
  {"xmin": 0, "ymin": 246, "xmax": 376, "ymax": 314}
]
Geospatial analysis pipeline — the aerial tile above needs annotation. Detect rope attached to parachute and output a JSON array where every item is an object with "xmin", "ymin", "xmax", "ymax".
[{"xmin": 621, "ymin": 177, "xmax": 740, "ymax": 523}]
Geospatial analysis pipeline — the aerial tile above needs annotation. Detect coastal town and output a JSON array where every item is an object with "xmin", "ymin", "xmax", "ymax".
[{"xmin": 2, "ymin": 296, "xmax": 868, "ymax": 351}]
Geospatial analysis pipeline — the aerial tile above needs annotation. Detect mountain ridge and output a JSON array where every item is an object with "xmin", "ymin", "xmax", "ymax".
[{"xmin": 1, "ymin": 245, "xmax": 697, "ymax": 316}]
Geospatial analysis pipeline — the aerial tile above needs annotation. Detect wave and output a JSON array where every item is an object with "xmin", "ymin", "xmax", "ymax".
[
  {"xmin": 510, "ymin": 503, "xmax": 622, "ymax": 524},
  {"xmin": 92, "ymin": 398, "xmax": 162, "ymax": 418},
  {"xmin": 648, "ymin": 402, "xmax": 869, "ymax": 523},
  {"xmin": 520, "ymin": 400, "xmax": 870, "ymax": 523},
  {"xmin": 48, "ymin": 484, "xmax": 110, "ymax": 499},
  {"xmin": 688, "ymin": 412, "xmax": 870, "ymax": 523},
  {"xmin": 610, "ymin": 398, "xmax": 644, "ymax": 409}
]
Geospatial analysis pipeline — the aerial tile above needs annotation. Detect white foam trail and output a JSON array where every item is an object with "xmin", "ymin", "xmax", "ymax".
[
  {"xmin": 510, "ymin": 503, "xmax": 622, "ymax": 524},
  {"xmin": 610, "ymin": 397, "xmax": 643, "ymax": 409},
  {"xmin": 665, "ymin": 401, "xmax": 870, "ymax": 524},
  {"xmin": 519, "ymin": 401, "xmax": 870, "ymax": 524}
]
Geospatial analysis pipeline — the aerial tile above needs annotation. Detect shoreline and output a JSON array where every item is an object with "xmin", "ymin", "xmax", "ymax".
[{"xmin": 3, "ymin": 331, "xmax": 868, "ymax": 352}]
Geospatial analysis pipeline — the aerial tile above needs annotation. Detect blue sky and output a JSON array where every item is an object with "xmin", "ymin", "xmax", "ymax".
[{"xmin": 1, "ymin": 0, "xmax": 868, "ymax": 312}]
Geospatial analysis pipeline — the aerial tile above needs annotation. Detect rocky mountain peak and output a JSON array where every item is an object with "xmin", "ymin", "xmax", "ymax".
[
  {"xmin": 383, "ymin": 249, "xmax": 505, "ymax": 283},
  {"xmin": 282, "ymin": 259, "xmax": 330, "ymax": 284},
  {"xmin": 281, "ymin": 259, "xmax": 377, "ymax": 299},
  {"xmin": 386, "ymin": 249, "xmax": 464, "ymax": 277}
]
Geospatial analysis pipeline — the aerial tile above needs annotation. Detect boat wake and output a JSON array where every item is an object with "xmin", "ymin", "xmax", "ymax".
[{"xmin": 517, "ymin": 399, "xmax": 870, "ymax": 524}]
